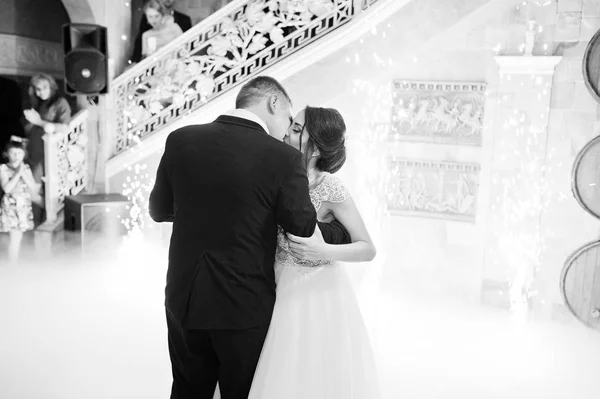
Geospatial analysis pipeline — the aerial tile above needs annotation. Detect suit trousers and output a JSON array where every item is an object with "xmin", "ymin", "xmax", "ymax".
[{"xmin": 167, "ymin": 310, "xmax": 270, "ymax": 399}]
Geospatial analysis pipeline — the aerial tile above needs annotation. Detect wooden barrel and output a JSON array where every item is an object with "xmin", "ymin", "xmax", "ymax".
[
  {"xmin": 572, "ymin": 135, "xmax": 600, "ymax": 219},
  {"xmin": 560, "ymin": 241, "xmax": 600, "ymax": 330},
  {"xmin": 583, "ymin": 28, "xmax": 600, "ymax": 103}
]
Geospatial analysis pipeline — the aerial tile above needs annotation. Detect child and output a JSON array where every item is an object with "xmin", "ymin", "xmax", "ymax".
[{"xmin": 0, "ymin": 136, "xmax": 37, "ymax": 261}]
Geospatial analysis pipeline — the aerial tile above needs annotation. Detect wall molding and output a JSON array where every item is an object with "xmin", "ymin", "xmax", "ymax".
[{"xmin": 0, "ymin": 33, "xmax": 63, "ymax": 77}]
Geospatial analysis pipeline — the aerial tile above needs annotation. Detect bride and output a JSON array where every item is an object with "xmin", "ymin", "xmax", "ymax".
[{"xmin": 245, "ymin": 106, "xmax": 381, "ymax": 399}]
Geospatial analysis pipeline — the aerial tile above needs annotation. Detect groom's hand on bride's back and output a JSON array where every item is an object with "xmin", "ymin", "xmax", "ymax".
[
  {"xmin": 287, "ymin": 225, "xmax": 328, "ymax": 261},
  {"xmin": 287, "ymin": 220, "xmax": 352, "ymax": 261}
]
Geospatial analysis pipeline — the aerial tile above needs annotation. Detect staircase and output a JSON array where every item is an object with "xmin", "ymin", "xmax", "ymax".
[
  {"xmin": 38, "ymin": 109, "xmax": 90, "ymax": 231},
  {"xmin": 104, "ymin": 0, "xmax": 408, "ymax": 178},
  {"xmin": 103, "ymin": 0, "xmax": 523, "ymax": 184},
  {"xmin": 41, "ymin": 0, "xmax": 524, "ymax": 232}
]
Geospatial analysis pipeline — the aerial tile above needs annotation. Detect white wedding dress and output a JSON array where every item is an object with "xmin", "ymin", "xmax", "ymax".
[{"xmin": 246, "ymin": 173, "xmax": 381, "ymax": 399}]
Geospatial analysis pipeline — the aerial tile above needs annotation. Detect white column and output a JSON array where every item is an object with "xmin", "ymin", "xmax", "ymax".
[{"xmin": 480, "ymin": 56, "xmax": 562, "ymax": 313}]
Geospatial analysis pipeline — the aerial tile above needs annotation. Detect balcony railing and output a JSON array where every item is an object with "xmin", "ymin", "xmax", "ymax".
[
  {"xmin": 109, "ymin": 0, "xmax": 364, "ymax": 156},
  {"xmin": 42, "ymin": 109, "xmax": 89, "ymax": 226}
]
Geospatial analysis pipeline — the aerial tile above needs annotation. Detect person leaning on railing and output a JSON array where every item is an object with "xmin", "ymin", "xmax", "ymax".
[
  {"xmin": 130, "ymin": 0, "xmax": 192, "ymax": 64},
  {"xmin": 23, "ymin": 74, "xmax": 71, "ymax": 225},
  {"xmin": 23, "ymin": 74, "xmax": 71, "ymax": 184}
]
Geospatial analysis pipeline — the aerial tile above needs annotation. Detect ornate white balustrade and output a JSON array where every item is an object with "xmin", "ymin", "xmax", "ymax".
[
  {"xmin": 110, "ymin": 0, "xmax": 358, "ymax": 155},
  {"xmin": 42, "ymin": 109, "xmax": 89, "ymax": 228},
  {"xmin": 108, "ymin": 0, "xmax": 399, "ymax": 160}
]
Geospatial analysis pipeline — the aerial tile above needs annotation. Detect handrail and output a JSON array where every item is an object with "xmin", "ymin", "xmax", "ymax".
[
  {"xmin": 43, "ymin": 109, "xmax": 89, "ymax": 225},
  {"xmin": 112, "ymin": 0, "xmax": 247, "ymax": 87},
  {"xmin": 109, "ymin": 0, "xmax": 366, "ymax": 156}
]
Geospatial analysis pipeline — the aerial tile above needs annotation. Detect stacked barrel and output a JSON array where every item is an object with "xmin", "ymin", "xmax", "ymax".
[{"xmin": 561, "ymin": 30, "xmax": 600, "ymax": 331}]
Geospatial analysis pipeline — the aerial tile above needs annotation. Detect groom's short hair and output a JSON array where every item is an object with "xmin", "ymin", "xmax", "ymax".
[{"xmin": 235, "ymin": 76, "xmax": 292, "ymax": 109}]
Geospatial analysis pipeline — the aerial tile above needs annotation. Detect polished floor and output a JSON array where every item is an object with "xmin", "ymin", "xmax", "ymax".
[{"xmin": 1, "ymin": 228, "xmax": 600, "ymax": 399}]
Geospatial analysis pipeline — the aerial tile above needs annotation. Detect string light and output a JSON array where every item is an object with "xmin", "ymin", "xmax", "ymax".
[
  {"xmin": 121, "ymin": 162, "xmax": 154, "ymax": 236},
  {"xmin": 491, "ymin": 66, "xmax": 568, "ymax": 318},
  {"xmin": 485, "ymin": 0, "xmax": 567, "ymax": 315},
  {"xmin": 346, "ymin": 78, "xmax": 393, "ymax": 334}
]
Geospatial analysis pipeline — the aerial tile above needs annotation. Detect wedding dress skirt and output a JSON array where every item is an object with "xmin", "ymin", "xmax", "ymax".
[{"xmin": 246, "ymin": 260, "xmax": 381, "ymax": 399}]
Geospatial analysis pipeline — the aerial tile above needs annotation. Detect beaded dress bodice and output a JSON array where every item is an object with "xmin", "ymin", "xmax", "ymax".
[{"xmin": 275, "ymin": 173, "xmax": 350, "ymax": 270}]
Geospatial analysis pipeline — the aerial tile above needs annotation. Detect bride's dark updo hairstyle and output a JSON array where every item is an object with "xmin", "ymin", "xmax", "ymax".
[{"xmin": 298, "ymin": 106, "xmax": 347, "ymax": 174}]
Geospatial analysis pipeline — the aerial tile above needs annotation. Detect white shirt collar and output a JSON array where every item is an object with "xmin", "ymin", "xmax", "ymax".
[{"xmin": 224, "ymin": 109, "xmax": 270, "ymax": 135}]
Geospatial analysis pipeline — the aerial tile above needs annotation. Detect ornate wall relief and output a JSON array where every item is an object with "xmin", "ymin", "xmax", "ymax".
[
  {"xmin": 391, "ymin": 80, "xmax": 486, "ymax": 146},
  {"xmin": 387, "ymin": 158, "xmax": 481, "ymax": 223}
]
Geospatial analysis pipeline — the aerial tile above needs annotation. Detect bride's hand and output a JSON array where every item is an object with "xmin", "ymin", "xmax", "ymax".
[{"xmin": 287, "ymin": 225, "xmax": 329, "ymax": 261}]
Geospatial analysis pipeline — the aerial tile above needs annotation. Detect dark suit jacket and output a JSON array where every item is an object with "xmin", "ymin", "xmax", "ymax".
[
  {"xmin": 0, "ymin": 77, "xmax": 25, "ymax": 155},
  {"xmin": 131, "ymin": 10, "xmax": 193, "ymax": 62},
  {"xmin": 149, "ymin": 115, "xmax": 351, "ymax": 329}
]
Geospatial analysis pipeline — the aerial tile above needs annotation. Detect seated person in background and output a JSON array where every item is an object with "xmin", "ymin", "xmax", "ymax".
[
  {"xmin": 23, "ymin": 74, "xmax": 71, "ymax": 225},
  {"xmin": 133, "ymin": 0, "xmax": 190, "ymax": 62},
  {"xmin": 23, "ymin": 74, "xmax": 71, "ymax": 185}
]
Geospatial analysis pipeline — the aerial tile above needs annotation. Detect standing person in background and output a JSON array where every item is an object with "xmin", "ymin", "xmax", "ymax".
[
  {"xmin": 130, "ymin": 0, "xmax": 192, "ymax": 63},
  {"xmin": 141, "ymin": 0, "xmax": 185, "ymax": 59}
]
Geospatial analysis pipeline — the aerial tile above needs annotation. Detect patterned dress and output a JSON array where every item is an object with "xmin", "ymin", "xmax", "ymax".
[
  {"xmin": 246, "ymin": 173, "xmax": 381, "ymax": 399},
  {"xmin": 0, "ymin": 163, "xmax": 34, "ymax": 232}
]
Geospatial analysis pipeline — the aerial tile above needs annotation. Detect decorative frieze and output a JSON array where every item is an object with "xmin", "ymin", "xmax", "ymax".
[
  {"xmin": 390, "ymin": 80, "xmax": 487, "ymax": 146},
  {"xmin": 387, "ymin": 158, "xmax": 481, "ymax": 223}
]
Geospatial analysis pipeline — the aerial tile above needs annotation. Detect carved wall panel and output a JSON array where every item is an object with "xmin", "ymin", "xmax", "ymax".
[
  {"xmin": 391, "ymin": 80, "xmax": 486, "ymax": 146},
  {"xmin": 387, "ymin": 158, "xmax": 481, "ymax": 223}
]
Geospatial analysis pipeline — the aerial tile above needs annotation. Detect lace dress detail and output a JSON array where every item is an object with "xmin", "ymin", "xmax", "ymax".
[
  {"xmin": 309, "ymin": 173, "xmax": 350, "ymax": 212},
  {"xmin": 275, "ymin": 174, "xmax": 350, "ymax": 272}
]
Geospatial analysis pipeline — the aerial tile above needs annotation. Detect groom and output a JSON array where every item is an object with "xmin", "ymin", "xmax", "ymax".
[{"xmin": 149, "ymin": 76, "xmax": 351, "ymax": 399}]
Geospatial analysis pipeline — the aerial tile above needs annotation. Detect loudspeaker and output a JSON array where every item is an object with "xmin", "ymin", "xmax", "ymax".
[
  {"xmin": 62, "ymin": 23, "xmax": 109, "ymax": 95},
  {"xmin": 64, "ymin": 194, "xmax": 131, "ymax": 238}
]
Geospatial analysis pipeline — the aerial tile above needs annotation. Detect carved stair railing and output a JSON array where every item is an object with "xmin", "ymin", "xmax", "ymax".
[
  {"xmin": 41, "ymin": 109, "xmax": 89, "ymax": 229},
  {"xmin": 107, "ymin": 0, "xmax": 386, "ymax": 160}
]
